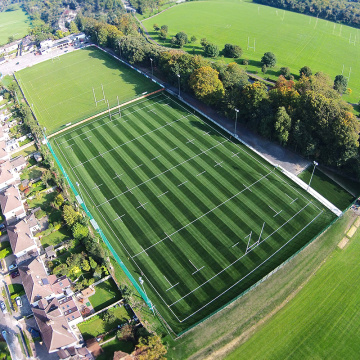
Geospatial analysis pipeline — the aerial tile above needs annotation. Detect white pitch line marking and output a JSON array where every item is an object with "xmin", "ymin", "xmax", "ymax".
[
  {"xmin": 186, "ymin": 139, "xmax": 195, "ymax": 144},
  {"xmin": 113, "ymin": 214, "xmax": 125, "ymax": 221},
  {"xmin": 273, "ymin": 210, "xmax": 283, "ymax": 218},
  {"xmin": 203, "ymin": 131, "xmax": 210, "ymax": 136},
  {"xmin": 113, "ymin": 173, "xmax": 123, "ymax": 180},
  {"xmin": 243, "ymin": 183, "xmax": 252, "ymax": 192},
  {"xmin": 126, "ymin": 186, "xmax": 134, "ymax": 195},
  {"xmin": 65, "ymin": 144, "xmax": 74, "ymax": 149},
  {"xmin": 164, "ymin": 232, "xmax": 173, "ymax": 242},
  {"xmin": 189, "ymin": 260, "xmax": 205, "ymax": 275},
  {"xmin": 231, "ymin": 242, "xmax": 239, "ymax": 248},
  {"xmin": 92, "ymin": 183, "xmax": 103, "ymax": 190},
  {"xmin": 177, "ymin": 181, "xmax": 188, "ymax": 187},
  {"xmin": 148, "ymin": 109, "xmax": 157, "ymax": 114},
  {"xmin": 157, "ymin": 191, "xmax": 169, "ymax": 198},
  {"xmin": 132, "ymin": 164, "xmax": 143, "ymax": 170},
  {"xmin": 268, "ymin": 205, "xmax": 277, "ymax": 213},
  {"xmin": 140, "ymin": 245, "xmax": 149, "ymax": 256},
  {"xmin": 136, "ymin": 201, "xmax": 148, "ymax": 210},
  {"xmin": 214, "ymin": 161, "xmax": 223, "ymax": 167},
  {"xmin": 166, "ymin": 282, "xmax": 180, "ymax": 292},
  {"xmin": 291, "ymin": 198, "xmax": 298, "ymax": 204},
  {"xmin": 284, "ymin": 193, "xmax": 293, "ymax": 201},
  {"xmin": 169, "ymin": 147, "xmax": 178, "ymax": 152},
  {"xmin": 196, "ymin": 171, "xmax": 206, "ymax": 177},
  {"xmin": 151, "ymin": 155, "xmax": 161, "ymax": 161},
  {"xmin": 83, "ymin": 136, "xmax": 92, "ymax": 141},
  {"xmin": 231, "ymin": 152, "xmax": 240, "ymax": 158}
]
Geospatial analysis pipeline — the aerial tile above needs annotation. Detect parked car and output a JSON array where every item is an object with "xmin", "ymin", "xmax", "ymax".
[
  {"xmin": 11, "ymin": 270, "xmax": 20, "ymax": 278},
  {"xmin": 8, "ymin": 264, "xmax": 17, "ymax": 271},
  {"xmin": 0, "ymin": 223, "xmax": 5, "ymax": 230},
  {"xmin": 0, "ymin": 301, "xmax": 7, "ymax": 314},
  {"xmin": 15, "ymin": 297, "xmax": 22, "ymax": 307},
  {"xmin": 1, "ymin": 330, "xmax": 6, "ymax": 339}
]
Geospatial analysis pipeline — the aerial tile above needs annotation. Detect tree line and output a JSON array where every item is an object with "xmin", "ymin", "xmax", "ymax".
[{"xmin": 254, "ymin": 0, "xmax": 360, "ymax": 28}]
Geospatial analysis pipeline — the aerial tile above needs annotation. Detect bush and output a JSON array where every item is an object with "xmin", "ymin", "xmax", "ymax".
[
  {"xmin": 222, "ymin": 43, "xmax": 242, "ymax": 58},
  {"xmin": 204, "ymin": 43, "xmax": 219, "ymax": 57},
  {"xmin": 280, "ymin": 66, "xmax": 291, "ymax": 79},
  {"xmin": 0, "ymin": 247, "xmax": 11, "ymax": 259}
]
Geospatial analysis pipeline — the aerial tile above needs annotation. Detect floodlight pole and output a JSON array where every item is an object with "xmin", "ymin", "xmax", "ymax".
[
  {"xmin": 234, "ymin": 108, "xmax": 239, "ymax": 138},
  {"xmin": 150, "ymin": 58, "xmax": 153, "ymax": 76},
  {"xmin": 308, "ymin": 161, "xmax": 318, "ymax": 190},
  {"xmin": 139, "ymin": 277, "xmax": 155, "ymax": 315},
  {"xmin": 177, "ymin": 74, "xmax": 181, "ymax": 98}
]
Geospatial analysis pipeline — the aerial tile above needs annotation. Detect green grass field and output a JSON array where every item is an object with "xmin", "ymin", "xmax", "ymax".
[
  {"xmin": 226, "ymin": 222, "xmax": 360, "ymax": 360},
  {"xmin": 298, "ymin": 167, "xmax": 356, "ymax": 211},
  {"xmin": 50, "ymin": 91, "xmax": 335, "ymax": 334},
  {"xmin": 143, "ymin": 0, "xmax": 360, "ymax": 103},
  {"xmin": 89, "ymin": 279, "xmax": 122, "ymax": 312},
  {"xmin": 0, "ymin": 6, "xmax": 31, "ymax": 46},
  {"xmin": 16, "ymin": 46, "xmax": 160, "ymax": 134}
]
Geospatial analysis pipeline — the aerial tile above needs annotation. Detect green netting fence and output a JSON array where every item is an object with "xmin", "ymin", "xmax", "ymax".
[{"xmin": 45, "ymin": 138, "xmax": 153, "ymax": 311}]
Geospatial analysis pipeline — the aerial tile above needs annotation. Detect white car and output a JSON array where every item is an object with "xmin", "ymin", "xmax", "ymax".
[
  {"xmin": 15, "ymin": 297, "xmax": 22, "ymax": 307},
  {"xmin": 0, "ymin": 300, "xmax": 7, "ymax": 314},
  {"xmin": 8, "ymin": 264, "xmax": 17, "ymax": 272}
]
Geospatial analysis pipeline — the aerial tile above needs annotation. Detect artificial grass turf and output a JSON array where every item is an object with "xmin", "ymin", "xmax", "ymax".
[
  {"xmin": 89, "ymin": 279, "xmax": 122, "ymax": 312},
  {"xmin": 142, "ymin": 0, "xmax": 360, "ymax": 103},
  {"xmin": 298, "ymin": 167, "xmax": 356, "ymax": 211},
  {"xmin": 225, "ymin": 222, "xmax": 360, "ymax": 360},
  {"xmin": 0, "ymin": 6, "xmax": 31, "ymax": 46},
  {"xmin": 16, "ymin": 46, "xmax": 160, "ymax": 134},
  {"xmin": 51, "ymin": 92, "xmax": 336, "ymax": 334}
]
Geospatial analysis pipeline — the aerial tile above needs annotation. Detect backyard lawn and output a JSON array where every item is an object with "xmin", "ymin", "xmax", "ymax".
[
  {"xmin": 97, "ymin": 339, "xmax": 135, "ymax": 360},
  {"xmin": 0, "ymin": 241, "xmax": 12, "ymax": 259},
  {"xmin": 78, "ymin": 305, "xmax": 131, "ymax": 340},
  {"xmin": 89, "ymin": 279, "xmax": 122, "ymax": 312},
  {"xmin": 40, "ymin": 226, "xmax": 72, "ymax": 248},
  {"xmin": 8, "ymin": 284, "xmax": 25, "ymax": 297}
]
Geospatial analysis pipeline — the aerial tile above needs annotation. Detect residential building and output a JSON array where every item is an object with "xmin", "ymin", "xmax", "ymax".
[
  {"xmin": 0, "ymin": 126, "xmax": 10, "ymax": 141},
  {"xmin": 10, "ymin": 155, "xmax": 27, "ymax": 174},
  {"xmin": 0, "ymin": 185, "xmax": 25, "ymax": 223},
  {"xmin": 26, "ymin": 212, "xmax": 41, "ymax": 235},
  {"xmin": 58, "ymin": 295, "xmax": 83, "ymax": 326},
  {"xmin": 33, "ymin": 297, "xmax": 78, "ymax": 353},
  {"xmin": 0, "ymin": 40, "xmax": 21, "ymax": 54},
  {"xmin": 0, "ymin": 57, "xmax": 5, "ymax": 65},
  {"xmin": 0, "ymin": 140, "xmax": 10, "ymax": 162},
  {"xmin": 18, "ymin": 257, "xmax": 53, "ymax": 306},
  {"xmin": 48, "ymin": 275, "xmax": 73, "ymax": 298},
  {"xmin": 0, "ymin": 161, "xmax": 16, "ymax": 190},
  {"xmin": 7, "ymin": 218, "xmax": 37, "ymax": 258},
  {"xmin": 5, "ymin": 138, "xmax": 19, "ymax": 152}
]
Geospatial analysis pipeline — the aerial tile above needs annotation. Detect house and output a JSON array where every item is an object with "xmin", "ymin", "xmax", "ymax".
[
  {"xmin": 0, "ymin": 57, "xmax": 5, "ymax": 65},
  {"xmin": 21, "ymin": 36, "xmax": 36, "ymax": 54},
  {"xmin": 57, "ymin": 346, "xmax": 92, "ymax": 359},
  {"xmin": 48, "ymin": 275, "xmax": 73, "ymax": 298},
  {"xmin": 7, "ymin": 218, "xmax": 37, "ymax": 258},
  {"xmin": 10, "ymin": 155, "xmax": 27, "ymax": 174},
  {"xmin": 32, "ymin": 297, "xmax": 78, "ymax": 353},
  {"xmin": 0, "ymin": 126, "xmax": 10, "ymax": 142},
  {"xmin": 0, "ymin": 161, "xmax": 16, "ymax": 190},
  {"xmin": 85, "ymin": 339, "xmax": 103, "ymax": 358},
  {"xmin": 0, "ymin": 185, "xmax": 25, "ymax": 224},
  {"xmin": 113, "ymin": 351, "xmax": 136, "ymax": 360},
  {"xmin": 26, "ymin": 212, "xmax": 40, "ymax": 235},
  {"xmin": 58, "ymin": 295, "xmax": 83, "ymax": 326},
  {"xmin": 19, "ymin": 257, "xmax": 54, "ymax": 306},
  {"xmin": 33, "ymin": 152, "xmax": 43, "ymax": 162},
  {"xmin": 0, "ymin": 141, "xmax": 10, "ymax": 162},
  {"xmin": 5, "ymin": 138, "xmax": 19, "ymax": 152},
  {"xmin": 1, "ymin": 40, "xmax": 21, "ymax": 54}
]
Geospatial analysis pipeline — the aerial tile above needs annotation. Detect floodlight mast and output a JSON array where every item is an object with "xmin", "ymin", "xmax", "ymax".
[
  {"xmin": 234, "ymin": 108, "xmax": 239, "ymax": 138},
  {"xmin": 150, "ymin": 58, "xmax": 153, "ymax": 76},
  {"xmin": 308, "ymin": 161, "xmax": 318, "ymax": 190},
  {"xmin": 139, "ymin": 277, "xmax": 155, "ymax": 315},
  {"xmin": 177, "ymin": 74, "xmax": 181, "ymax": 98}
]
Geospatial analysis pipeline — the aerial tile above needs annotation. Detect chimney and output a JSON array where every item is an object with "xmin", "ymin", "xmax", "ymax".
[
  {"xmin": 26, "ymin": 269, "xmax": 32, "ymax": 275},
  {"xmin": 46, "ymin": 319, "xmax": 54, "ymax": 326}
]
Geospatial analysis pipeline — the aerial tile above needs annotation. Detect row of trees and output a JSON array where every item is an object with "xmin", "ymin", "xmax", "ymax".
[
  {"xmin": 76, "ymin": 13, "xmax": 359, "ymax": 177},
  {"xmin": 254, "ymin": 0, "xmax": 360, "ymax": 29}
]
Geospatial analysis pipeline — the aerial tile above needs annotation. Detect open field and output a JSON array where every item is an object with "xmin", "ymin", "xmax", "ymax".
[
  {"xmin": 225, "ymin": 216, "xmax": 360, "ymax": 360},
  {"xmin": 89, "ymin": 279, "xmax": 122, "ymax": 312},
  {"xmin": 0, "ymin": 6, "xmax": 31, "ymax": 46},
  {"xmin": 143, "ymin": 0, "xmax": 360, "ymax": 103},
  {"xmin": 298, "ymin": 167, "xmax": 356, "ymax": 211},
  {"xmin": 16, "ymin": 46, "xmax": 160, "ymax": 134},
  {"xmin": 50, "ymin": 92, "xmax": 335, "ymax": 334}
]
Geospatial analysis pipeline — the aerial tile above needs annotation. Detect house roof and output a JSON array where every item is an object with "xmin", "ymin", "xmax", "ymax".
[
  {"xmin": 58, "ymin": 296, "xmax": 82, "ymax": 323},
  {"xmin": 86, "ymin": 339, "xmax": 103, "ymax": 358},
  {"xmin": 0, "ymin": 161, "xmax": 14, "ymax": 184},
  {"xmin": 26, "ymin": 213, "xmax": 38, "ymax": 230},
  {"xmin": 33, "ymin": 297, "xmax": 77, "ymax": 353},
  {"xmin": 113, "ymin": 351, "xmax": 135, "ymax": 360},
  {"xmin": 7, "ymin": 218, "xmax": 35, "ymax": 255},
  {"xmin": 10, "ymin": 155, "xmax": 26, "ymax": 169},
  {"xmin": 19, "ymin": 257, "xmax": 53, "ymax": 304},
  {"xmin": 48, "ymin": 275, "xmax": 71, "ymax": 296},
  {"xmin": 0, "ymin": 140, "xmax": 8, "ymax": 159},
  {"xmin": 0, "ymin": 185, "xmax": 23, "ymax": 214}
]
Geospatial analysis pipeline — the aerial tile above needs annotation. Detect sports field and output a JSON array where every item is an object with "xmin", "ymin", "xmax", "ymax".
[
  {"xmin": 0, "ymin": 6, "xmax": 31, "ymax": 46},
  {"xmin": 226, "ymin": 220, "xmax": 360, "ymax": 360},
  {"xmin": 50, "ymin": 91, "xmax": 335, "ymax": 333},
  {"xmin": 16, "ymin": 46, "xmax": 160, "ymax": 134},
  {"xmin": 143, "ymin": 0, "xmax": 360, "ymax": 102}
]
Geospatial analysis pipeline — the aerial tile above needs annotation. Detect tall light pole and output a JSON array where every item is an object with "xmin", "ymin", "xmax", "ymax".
[
  {"xmin": 234, "ymin": 108, "xmax": 239, "ymax": 138},
  {"xmin": 308, "ymin": 161, "xmax": 318, "ymax": 190},
  {"xmin": 139, "ymin": 277, "xmax": 155, "ymax": 315},
  {"xmin": 177, "ymin": 74, "xmax": 181, "ymax": 98},
  {"xmin": 150, "ymin": 58, "xmax": 153, "ymax": 76}
]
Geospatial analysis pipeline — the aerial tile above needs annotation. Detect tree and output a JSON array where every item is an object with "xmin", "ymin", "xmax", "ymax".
[
  {"xmin": 93, "ymin": 265, "xmax": 103, "ymax": 279},
  {"xmin": 160, "ymin": 25, "xmax": 168, "ymax": 32},
  {"xmin": 299, "ymin": 66, "xmax": 312, "ymax": 77},
  {"xmin": 136, "ymin": 335, "xmax": 167, "ymax": 360},
  {"xmin": 63, "ymin": 205, "xmax": 80, "ymax": 227},
  {"xmin": 171, "ymin": 31, "xmax": 188, "ymax": 47},
  {"xmin": 219, "ymin": 62, "xmax": 248, "ymax": 89},
  {"xmin": 274, "ymin": 107, "xmax": 292, "ymax": 145},
  {"xmin": 72, "ymin": 223, "xmax": 89, "ymax": 239},
  {"xmin": 55, "ymin": 194, "xmax": 64, "ymax": 208},
  {"xmin": 81, "ymin": 259, "xmax": 90, "ymax": 271},
  {"xmin": 280, "ymin": 67, "xmax": 291, "ymax": 79},
  {"xmin": 222, "ymin": 43, "xmax": 242, "ymax": 58},
  {"xmin": 159, "ymin": 29, "xmax": 167, "ymax": 39},
  {"xmin": 204, "ymin": 43, "xmax": 219, "ymax": 57},
  {"xmin": 117, "ymin": 324, "xmax": 136, "ymax": 342},
  {"xmin": 200, "ymin": 37, "xmax": 208, "ymax": 49},
  {"xmin": 189, "ymin": 66, "xmax": 225, "ymax": 105},
  {"xmin": 89, "ymin": 257, "xmax": 97, "ymax": 270},
  {"xmin": 53, "ymin": 263, "xmax": 69, "ymax": 276},
  {"xmin": 103, "ymin": 310, "xmax": 115, "ymax": 323},
  {"xmin": 153, "ymin": 24, "xmax": 160, "ymax": 31},
  {"xmin": 190, "ymin": 35, "xmax": 197, "ymax": 43},
  {"xmin": 261, "ymin": 64, "xmax": 267, "ymax": 74},
  {"xmin": 66, "ymin": 252, "xmax": 85, "ymax": 268},
  {"xmin": 334, "ymin": 74, "xmax": 348, "ymax": 94},
  {"xmin": 7, "ymin": 35, "xmax": 14, "ymax": 44},
  {"xmin": 69, "ymin": 21, "xmax": 79, "ymax": 34},
  {"xmin": 41, "ymin": 169, "xmax": 52, "ymax": 187},
  {"xmin": 261, "ymin": 52, "xmax": 276, "ymax": 68}
]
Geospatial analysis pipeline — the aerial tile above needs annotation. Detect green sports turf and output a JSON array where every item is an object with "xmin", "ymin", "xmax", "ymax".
[
  {"xmin": 0, "ymin": 6, "xmax": 31, "ymax": 46},
  {"xmin": 298, "ymin": 167, "xmax": 355, "ymax": 211},
  {"xmin": 143, "ymin": 0, "xmax": 360, "ymax": 103},
  {"xmin": 50, "ymin": 92, "xmax": 335, "ymax": 333},
  {"xmin": 16, "ymin": 46, "xmax": 160, "ymax": 134},
  {"xmin": 225, "ymin": 221, "xmax": 360, "ymax": 360}
]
